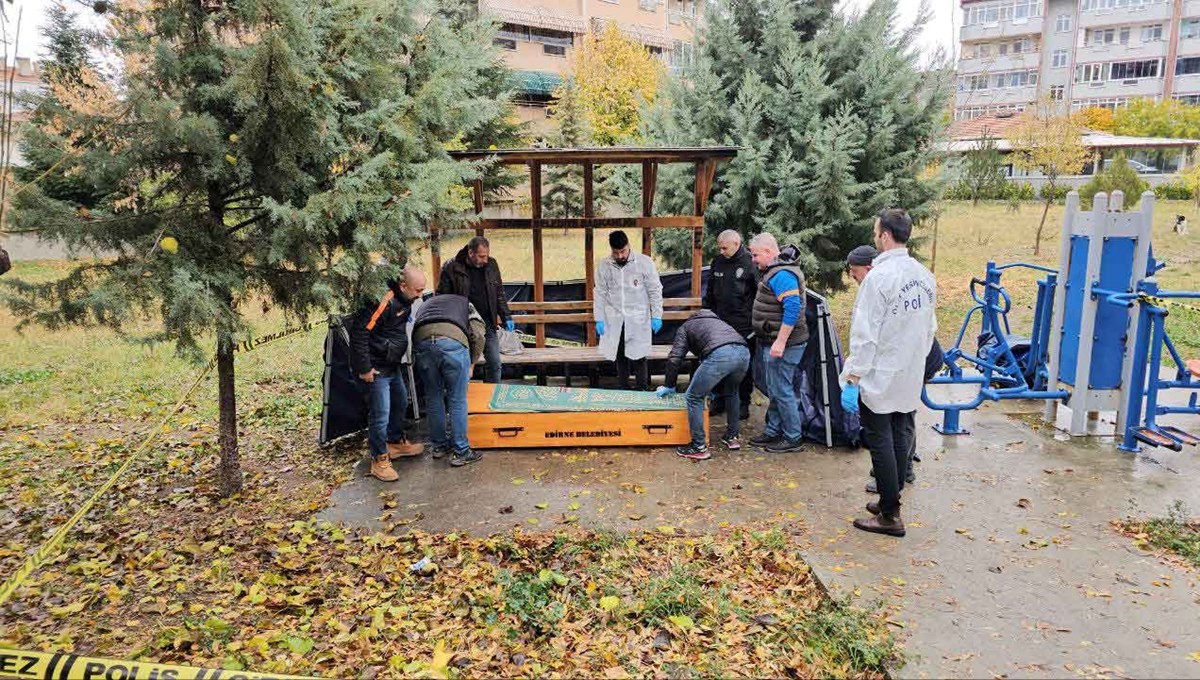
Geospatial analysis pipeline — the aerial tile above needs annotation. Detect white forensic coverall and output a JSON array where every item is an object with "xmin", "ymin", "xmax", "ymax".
[
  {"xmin": 593, "ymin": 253, "xmax": 664, "ymax": 361},
  {"xmin": 839, "ymin": 248, "xmax": 938, "ymax": 414}
]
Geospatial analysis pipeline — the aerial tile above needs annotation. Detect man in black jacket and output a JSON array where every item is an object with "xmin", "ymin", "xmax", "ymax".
[
  {"xmin": 655, "ymin": 310, "xmax": 751, "ymax": 460},
  {"xmin": 703, "ymin": 229, "xmax": 757, "ymax": 420},
  {"xmin": 350, "ymin": 265, "xmax": 427, "ymax": 482},
  {"xmin": 437, "ymin": 236, "xmax": 513, "ymax": 384}
]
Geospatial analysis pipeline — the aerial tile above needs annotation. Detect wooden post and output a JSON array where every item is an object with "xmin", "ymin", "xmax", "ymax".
[
  {"xmin": 584, "ymin": 162, "xmax": 597, "ymax": 347},
  {"xmin": 472, "ymin": 179, "xmax": 485, "ymax": 238},
  {"xmin": 530, "ymin": 162, "xmax": 545, "ymax": 348},
  {"xmin": 642, "ymin": 161, "xmax": 657, "ymax": 256},
  {"xmin": 691, "ymin": 160, "xmax": 713, "ymax": 298},
  {"xmin": 429, "ymin": 220, "xmax": 442, "ymax": 284}
]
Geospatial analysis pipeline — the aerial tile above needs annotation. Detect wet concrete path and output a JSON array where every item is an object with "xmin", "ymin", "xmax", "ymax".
[{"xmin": 320, "ymin": 396, "xmax": 1200, "ymax": 678}]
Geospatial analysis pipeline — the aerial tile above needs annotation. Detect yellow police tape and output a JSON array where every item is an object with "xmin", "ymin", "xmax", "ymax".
[
  {"xmin": 0, "ymin": 323, "xmax": 321, "ymax": 607},
  {"xmin": 0, "ymin": 648, "xmax": 316, "ymax": 680},
  {"xmin": 1139, "ymin": 293, "xmax": 1200, "ymax": 316}
]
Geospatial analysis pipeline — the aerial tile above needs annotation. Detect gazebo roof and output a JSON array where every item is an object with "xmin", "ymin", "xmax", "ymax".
[{"xmin": 448, "ymin": 146, "xmax": 739, "ymax": 165}]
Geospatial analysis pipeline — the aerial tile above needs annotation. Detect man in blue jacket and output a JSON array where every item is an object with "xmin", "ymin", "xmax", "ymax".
[{"xmin": 747, "ymin": 233, "xmax": 807, "ymax": 453}]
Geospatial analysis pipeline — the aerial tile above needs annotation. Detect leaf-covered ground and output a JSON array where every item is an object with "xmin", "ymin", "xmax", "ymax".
[
  {"xmin": 0, "ymin": 369, "xmax": 899, "ymax": 678},
  {"xmin": 1114, "ymin": 501, "xmax": 1200, "ymax": 572}
]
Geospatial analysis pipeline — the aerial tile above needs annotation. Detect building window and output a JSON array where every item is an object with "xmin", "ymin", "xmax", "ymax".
[
  {"xmin": 1052, "ymin": 49, "xmax": 1068, "ymax": 68},
  {"xmin": 1183, "ymin": 19, "xmax": 1200, "ymax": 40},
  {"xmin": 964, "ymin": 0, "xmax": 1043, "ymax": 26},
  {"xmin": 498, "ymin": 23, "xmax": 530, "ymax": 43},
  {"xmin": 1142, "ymin": 25, "xmax": 1163, "ymax": 42},
  {"xmin": 494, "ymin": 37, "xmax": 517, "ymax": 50},
  {"xmin": 1071, "ymin": 97, "xmax": 1132, "ymax": 111},
  {"xmin": 1119, "ymin": 27, "xmax": 1131, "ymax": 45},
  {"xmin": 1050, "ymin": 85, "xmax": 1065, "ymax": 100},
  {"xmin": 543, "ymin": 44, "xmax": 566, "ymax": 57},
  {"xmin": 1056, "ymin": 14, "xmax": 1071, "ymax": 32},
  {"xmin": 1081, "ymin": 0, "xmax": 1167, "ymax": 10},
  {"xmin": 1177, "ymin": 56, "xmax": 1200, "ymax": 76},
  {"xmin": 639, "ymin": 0, "xmax": 659, "ymax": 9},
  {"xmin": 530, "ymin": 27, "xmax": 573, "ymax": 48},
  {"xmin": 1176, "ymin": 94, "xmax": 1200, "ymax": 105},
  {"xmin": 1076, "ymin": 63, "xmax": 1108, "ymax": 83},
  {"xmin": 1110, "ymin": 58, "xmax": 1161, "ymax": 80}
]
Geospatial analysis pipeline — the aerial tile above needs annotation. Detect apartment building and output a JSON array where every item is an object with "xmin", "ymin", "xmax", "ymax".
[
  {"xmin": 956, "ymin": 0, "xmax": 1200, "ymax": 120},
  {"xmin": 480, "ymin": 0, "xmax": 702, "ymax": 132}
]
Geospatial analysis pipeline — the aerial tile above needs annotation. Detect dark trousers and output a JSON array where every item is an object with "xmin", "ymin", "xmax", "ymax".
[
  {"xmin": 860, "ymin": 402, "xmax": 915, "ymax": 516},
  {"xmin": 615, "ymin": 327, "xmax": 648, "ymax": 391}
]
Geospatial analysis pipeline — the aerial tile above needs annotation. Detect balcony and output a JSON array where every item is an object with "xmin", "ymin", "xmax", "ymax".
[
  {"xmin": 1075, "ymin": 76, "xmax": 1165, "ymax": 97},
  {"xmin": 955, "ymin": 84, "xmax": 1039, "ymax": 107},
  {"xmin": 1078, "ymin": 3, "xmax": 1173, "ymax": 29},
  {"xmin": 960, "ymin": 16, "xmax": 1044, "ymax": 43},
  {"xmin": 1076, "ymin": 39, "xmax": 1168, "ymax": 61},
  {"xmin": 958, "ymin": 51, "xmax": 1042, "ymax": 74}
]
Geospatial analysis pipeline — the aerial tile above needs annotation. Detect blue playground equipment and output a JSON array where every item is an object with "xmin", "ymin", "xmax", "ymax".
[{"xmin": 923, "ymin": 190, "xmax": 1200, "ymax": 453}]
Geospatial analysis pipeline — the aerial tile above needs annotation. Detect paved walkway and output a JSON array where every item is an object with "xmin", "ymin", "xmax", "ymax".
[{"xmin": 320, "ymin": 397, "xmax": 1200, "ymax": 678}]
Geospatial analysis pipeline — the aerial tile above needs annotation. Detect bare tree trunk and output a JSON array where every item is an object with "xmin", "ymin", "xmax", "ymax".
[
  {"xmin": 1035, "ymin": 184, "xmax": 1053, "ymax": 256},
  {"xmin": 930, "ymin": 216, "xmax": 939, "ymax": 274},
  {"xmin": 216, "ymin": 329, "xmax": 243, "ymax": 496}
]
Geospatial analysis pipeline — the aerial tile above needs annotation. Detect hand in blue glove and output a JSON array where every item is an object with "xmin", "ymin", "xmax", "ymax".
[
  {"xmin": 841, "ymin": 383, "xmax": 860, "ymax": 414},
  {"xmin": 651, "ymin": 317, "xmax": 663, "ymax": 333},
  {"xmin": 655, "ymin": 386, "xmax": 675, "ymax": 398},
  {"xmin": 596, "ymin": 321, "xmax": 606, "ymax": 337},
  {"xmin": 505, "ymin": 319, "xmax": 515, "ymax": 332}
]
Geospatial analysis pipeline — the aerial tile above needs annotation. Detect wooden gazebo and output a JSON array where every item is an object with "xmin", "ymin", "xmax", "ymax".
[{"xmin": 431, "ymin": 146, "xmax": 736, "ymax": 380}]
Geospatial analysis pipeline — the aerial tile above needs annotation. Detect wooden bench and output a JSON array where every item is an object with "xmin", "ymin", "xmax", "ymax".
[{"xmin": 493, "ymin": 297, "xmax": 703, "ymax": 386}]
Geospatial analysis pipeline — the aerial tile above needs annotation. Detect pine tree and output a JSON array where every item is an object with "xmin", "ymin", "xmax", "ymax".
[
  {"xmin": 961, "ymin": 129, "xmax": 1008, "ymax": 205},
  {"xmin": 544, "ymin": 78, "xmax": 590, "ymax": 219},
  {"xmin": 4, "ymin": 0, "xmax": 516, "ymax": 496},
  {"xmin": 637, "ymin": 0, "xmax": 951, "ymax": 290}
]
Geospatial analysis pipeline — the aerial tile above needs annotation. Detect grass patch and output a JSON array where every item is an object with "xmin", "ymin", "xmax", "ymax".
[
  {"xmin": 1117, "ymin": 500, "xmax": 1200, "ymax": 569},
  {"xmin": 0, "ymin": 367, "xmax": 54, "ymax": 386}
]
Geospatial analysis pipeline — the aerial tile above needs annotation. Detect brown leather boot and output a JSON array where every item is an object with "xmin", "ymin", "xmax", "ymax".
[
  {"xmin": 387, "ymin": 439, "xmax": 424, "ymax": 459},
  {"xmin": 853, "ymin": 512, "xmax": 905, "ymax": 537},
  {"xmin": 369, "ymin": 456, "xmax": 399, "ymax": 482}
]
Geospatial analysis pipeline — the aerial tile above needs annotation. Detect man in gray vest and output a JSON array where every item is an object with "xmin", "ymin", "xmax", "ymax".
[
  {"xmin": 747, "ymin": 232, "xmax": 808, "ymax": 453},
  {"xmin": 413, "ymin": 293, "xmax": 487, "ymax": 467}
]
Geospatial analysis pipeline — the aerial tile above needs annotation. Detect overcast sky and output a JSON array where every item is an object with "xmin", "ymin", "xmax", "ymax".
[
  {"xmin": 6, "ymin": 0, "xmax": 960, "ymax": 64},
  {"xmin": 838, "ymin": 0, "xmax": 961, "ymax": 63}
]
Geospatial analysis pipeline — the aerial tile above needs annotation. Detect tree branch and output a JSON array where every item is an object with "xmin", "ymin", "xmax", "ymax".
[{"xmin": 225, "ymin": 211, "xmax": 269, "ymax": 235}]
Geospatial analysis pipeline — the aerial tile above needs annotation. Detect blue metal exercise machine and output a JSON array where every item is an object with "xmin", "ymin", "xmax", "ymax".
[{"xmin": 923, "ymin": 190, "xmax": 1200, "ymax": 452}]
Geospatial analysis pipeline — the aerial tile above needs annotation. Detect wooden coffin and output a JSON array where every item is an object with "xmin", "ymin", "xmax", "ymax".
[{"xmin": 465, "ymin": 383, "xmax": 703, "ymax": 449}]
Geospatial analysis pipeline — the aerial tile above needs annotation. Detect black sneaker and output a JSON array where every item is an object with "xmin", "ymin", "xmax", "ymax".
[
  {"xmin": 675, "ymin": 443, "xmax": 711, "ymax": 460},
  {"xmin": 905, "ymin": 468, "xmax": 916, "ymax": 484},
  {"xmin": 749, "ymin": 433, "xmax": 782, "ymax": 447},
  {"xmin": 430, "ymin": 445, "xmax": 450, "ymax": 459},
  {"xmin": 765, "ymin": 438, "xmax": 804, "ymax": 453},
  {"xmin": 450, "ymin": 449, "xmax": 482, "ymax": 467},
  {"xmin": 720, "ymin": 435, "xmax": 741, "ymax": 451}
]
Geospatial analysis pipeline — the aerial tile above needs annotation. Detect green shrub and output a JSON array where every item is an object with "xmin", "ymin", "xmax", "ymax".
[
  {"xmin": 1079, "ymin": 155, "xmax": 1149, "ymax": 208},
  {"xmin": 1154, "ymin": 182, "xmax": 1193, "ymax": 201}
]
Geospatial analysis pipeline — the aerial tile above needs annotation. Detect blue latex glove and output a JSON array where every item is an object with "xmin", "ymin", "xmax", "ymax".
[
  {"xmin": 651, "ymin": 317, "xmax": 663, "ymax": 333},
  {"xmin": 841, "ymin": 383, "xmax": 860, "ymax": 414},
  {"xmin": 505, "ymin": 319, "xmax": 515, "ymax": 332},
  {"xmin": 655, "ymin": 386, "xmax": 675, "ymax": 398},
  {"xmin": 596, "ymin": 321, "xmax": 606, "ymax": 337}
]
